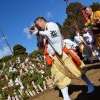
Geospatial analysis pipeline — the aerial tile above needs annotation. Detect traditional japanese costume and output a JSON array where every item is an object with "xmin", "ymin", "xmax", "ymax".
[{"xmin": 33, "ymin": 22, "xmax": 86, "ymax": 89}]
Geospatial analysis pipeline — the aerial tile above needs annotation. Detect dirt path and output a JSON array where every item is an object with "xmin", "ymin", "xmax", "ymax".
[{"xmin": 29, "ymin": 61, "xmax": 100, "ymax": 100}]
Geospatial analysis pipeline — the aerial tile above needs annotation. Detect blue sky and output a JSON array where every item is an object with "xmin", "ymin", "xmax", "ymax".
[{"xmin": 0, "ymin": 0, "xmax": 100, "ymax": 58}]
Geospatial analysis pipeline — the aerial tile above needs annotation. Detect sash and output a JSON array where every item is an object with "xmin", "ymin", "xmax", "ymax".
[{"xmin": 63, "ymin": 45, "xmax": 81, "ymax": 68}]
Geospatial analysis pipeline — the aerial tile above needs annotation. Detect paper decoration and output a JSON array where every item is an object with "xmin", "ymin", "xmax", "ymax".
[
  {"xmin": 8, "ymin": 79, "xmax": 14, "ymax": 87},
  {"xmin": 37, "ymin": 84, "xmax": 43, "ymax": 92},
  {"xmin": 32, "ymin": 90, "xmax": 36, "ymax": 95},
  {"xmin": 12, "ymin": 97, "xmax": 15, "ymax": 100},
  {"xmin": 43, "ymin": 81, "xmax": 47, "ymax": 90},
  {"xmin": 18, "ymin": 89, "xmax": 23, "ymax": 96},
  {"xmin": 7, "ymin": 95, "xmax": 11, "ymax": 100},
  {"xmin": 15, "ymin": 95, "xmax": 19, "ymax": 100},
  {"xmin": 18, "ymin": 95, "xmax": 23, "ymax": 100},
  {"xmin": 32, "ymin": 81, "xmax": 39, "ymax": 93},
  {"xmin": 17, "ymin": 57, "xmax": 21, "ymax": 63},
  {"xmin": 5, "ymin": 75, "xmax": 8, "ymax": 80},
  {"xmin": 25, "ymin": 90, "xmax": 30, "ymax": 97},
  {"xmin": 27, "ymin": 89, "xmax": 34, "ymax": 96}
]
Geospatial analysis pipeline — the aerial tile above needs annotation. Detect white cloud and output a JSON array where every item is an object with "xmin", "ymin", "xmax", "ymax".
[
  {"xmin": 0, "ymin": 37, "xmax": 5, "ymax": 43},
  {"xmin": 46, "ymin": 12, "xmax": 53, "ymax": 19},
  {"xmin": 0, "ymin": 38, "xmax": 3, "ymax": 43},
  {"xmin": 0, "ymin": 46, "xmax": 12, "ymax": 58},
  {"xmin": 23, "ymin": 27, "xmax": 32, "ymax": 39},
  {"xmin": 0, "ymin": 37, "xmax": 7, "ymax": 48},
  {"xmin": 23, "ymin": 23, "xmax": 34, "ymax": 39}
]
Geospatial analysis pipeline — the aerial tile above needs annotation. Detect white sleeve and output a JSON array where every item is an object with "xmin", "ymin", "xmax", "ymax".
[
  {"xmin": 39, "ymin": 22, "xmax": 63, "ymax": 55},
  {"xmin": 31, "ymin": 27, "xmax": 39, "ymax": 35},
  {"xmin": 39, "ymin": 30, "xmax": 53, "ymax": 36},
  {"xmin": 39, "ymin": 22, "xmax": 59, "ymax": 37},
  {"xmin": 88, "ymin": 31, "xmax": 95, "ymax": 43},
  {"xmin": 74, "ymin": 37, "xmax": 80, "ymax": 43}
]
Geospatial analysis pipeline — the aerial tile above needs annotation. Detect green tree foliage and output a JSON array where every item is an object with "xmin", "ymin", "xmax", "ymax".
[
  {"xmin": 90, "ymin": 2, "xmax": 100, "ymax": 11},
  {"xmin": 0, "ymin": 55, "xmax": 13, "ymax": 69},
  {"xmin": 8, "ymin": 71, "xmax": 19, "ymax": 81},
  {"xmin": 29, "ymin": 49, "xmax": 43, "ymax": 59},
  {"xmin": 0, "ymin": 62, "xmax": 3, "ymax": 70},
  {"xmin": 56, "ymin": 2, "xmax": 85, "ymax": 39},
  {"xmin": 13, "ymin": 44, "xmax": 28, "ymax": 56},
  {"xmin": 56, "ymin": 22, "xmax": 69, "ymax": 38},
  {"xmin": 63, "ymin": 2, "xmax": 85, "ymax": 39},
  {"xmin": 0, "ymin": 55, "xmax": 13, "ymax": 62},
  {"xmin": 59, "ymin": 2, "xmax": 100, "ymax": 40}
]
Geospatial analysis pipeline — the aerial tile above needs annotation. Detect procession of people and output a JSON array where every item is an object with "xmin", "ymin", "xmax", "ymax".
[
  {"xmin": 2, "ymin": 4, "xmax": 100, "ymax": 100},
  {"xmin": 0, "ymin": 0, "xmax": 100, "ymax": 100},
  {"xmin": 28, "ymin": 6, "xmax": 100, "ymax": 99}
]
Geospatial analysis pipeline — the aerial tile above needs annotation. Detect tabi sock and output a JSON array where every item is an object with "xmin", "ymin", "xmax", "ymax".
[
  {"xmin": 98, "ymin": 56, "xmax": 100, "ymax": 61},
  {"xmin": 87, "ymin": 57, "xmax": 93, "ymax": 63},
  {"xmin": 82, "ymin": 74, "xmax": 94, "ymax": 93},
  {"xmin": 61, "ymin": 87, "xmax": 71, "ymax": 100}
]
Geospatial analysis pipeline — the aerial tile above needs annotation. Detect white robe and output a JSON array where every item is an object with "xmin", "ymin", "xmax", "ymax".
[
  {"xmin": 33, "ymin": 22, "xmax": 87, "ymax": 89},
  {"xmin": 87, "ymin": 30, "xmax": 95, "ymax": 43},
  {"xmin": 74, "ymin": 35, "xmax": 82, "ymax": 46},
  {"xmin": 63, "ymin": 39, "xmax": 77, "ymax": 50},
  {"xmin": 83, "ymin": 32, "xmax": 92, "ymax": 44},
  {"xmin": 74, "ymin": 35, "xmax": 92, "ymax": 58},
  {"xmin": 87, "ymin": 30, "xmax": 100, "ymax": 57},
  {"xmin": 38, "ymin": 22, "xmax": 63, "ymax": 55}
]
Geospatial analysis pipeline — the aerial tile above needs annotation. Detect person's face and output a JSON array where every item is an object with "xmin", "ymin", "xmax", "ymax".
[
  {"xmin": 85, "ymin": 8, "xmax": 92, "ymax": 16},
  {"xmin": 35, "ymin": 19, "xmax": 45, "ymax": 31},
  {"xmin": 80, "ymin": 30, "xmax": 84, "ymax": 34},
  {"xmin": 75, "ymin": 31, "xmax": 79, "ymax": 35}
]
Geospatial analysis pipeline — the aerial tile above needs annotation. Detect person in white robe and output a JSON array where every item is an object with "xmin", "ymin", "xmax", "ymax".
[
  {"xmin": 63, "ymin": 39, "xmax": 77, "ymax": 50},
  {"xmin": 83, "ymin": 27, "xmax": 100, "ymax": 60},
  {"xmin": 74, "ymin": 31, "xmax": 93, "ymax": 63},
  {"xmin": 29, "ymin": 17, "xmax": 94, "ymax": 100},
  {"xmin": 62, "ymin": 38, "xmax": 83, "ymax": 59}
]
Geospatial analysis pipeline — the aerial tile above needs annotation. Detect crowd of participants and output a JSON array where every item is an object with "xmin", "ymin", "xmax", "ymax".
[{"xmin": 63, "ymin": 26, "xmax": 100, "ymax": 64}]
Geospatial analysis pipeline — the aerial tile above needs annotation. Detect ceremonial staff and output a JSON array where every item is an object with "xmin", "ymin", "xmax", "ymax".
[
  {"xmin": 0, "ymin": 27, "xmax": 13, "ymax": 55},
  {"xmin": 73, "ymin": 19, "xmax": 80, "ymax": 32}
]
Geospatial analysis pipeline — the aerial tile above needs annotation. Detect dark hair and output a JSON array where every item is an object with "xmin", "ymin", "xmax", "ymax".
[
  {"xmin": 83, "ymin": 6, "xmax": 92, "ymax": 10},
  {"xmin": 82, "ymin": 26, "xmax": 87, "ymax": 29},
  {"xmin": 83, "ymin": 6, "xmax": 87, "ymax": 10},
  {"xmin": 34, "ymin": 17, "xmax": 47, "ymax": 23}
]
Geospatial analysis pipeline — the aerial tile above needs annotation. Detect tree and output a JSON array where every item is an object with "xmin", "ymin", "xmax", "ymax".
[
  {"xmin": 29, "ymin": 49, "xmax": 43, "ymax": 59},
  {"xmin": 56, "ymin": 2, "xmax": 86, "ymax": 39},
  {"xmin": 0, "ymin": 55, "xmax": 13, "ymax": 62},
  {"xmin": 56, "ymin": 22, "xmax": 69, "ymax": 38},
  {"xmin": 63, "ymin": 2, "xmax": 86, "ymax": 39},
  {"xmin": 13, "ymin": 44, "xmax": 28, "ymax": 56},
  {"xmin": 61, "ymin": 2, "xmax": 100, "ymax": 39},
  {"xmin": 90, "ymin": 2, "xmax": 100, "ymax": 11}
]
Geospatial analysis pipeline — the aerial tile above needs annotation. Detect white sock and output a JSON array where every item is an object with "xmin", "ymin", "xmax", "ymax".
[
  {"xmin": 61, "ymin": 87, "xmax": 71, "ymax": 100},
  {"xmin": 92, "ymin": 52, "xmax": 96, "ymax": 57},
  {"xmin": 98, "ymin": 57, "xmax": 100, "ymax": 61}
]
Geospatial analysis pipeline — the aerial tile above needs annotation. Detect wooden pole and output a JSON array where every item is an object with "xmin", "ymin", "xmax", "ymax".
[
  {"xmin": 72, "ymin": 19, "xmax": 80, "ymax": 32},
  {"xmin": 0, "ymin": 27, "xmax": 13, "ymax": 55}
]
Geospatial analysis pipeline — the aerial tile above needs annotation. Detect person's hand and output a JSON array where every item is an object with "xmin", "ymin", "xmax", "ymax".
[
  {"xmin": 29, "ymin": 25, "xmax": 35, "ymax": 34},
  {"xmin": 29, "ymin": 30, "xmax": 34, "ymax": 34},
  {"xmin": 29, "ymin": 25, "xmax": 39, "ymax": 35}
]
